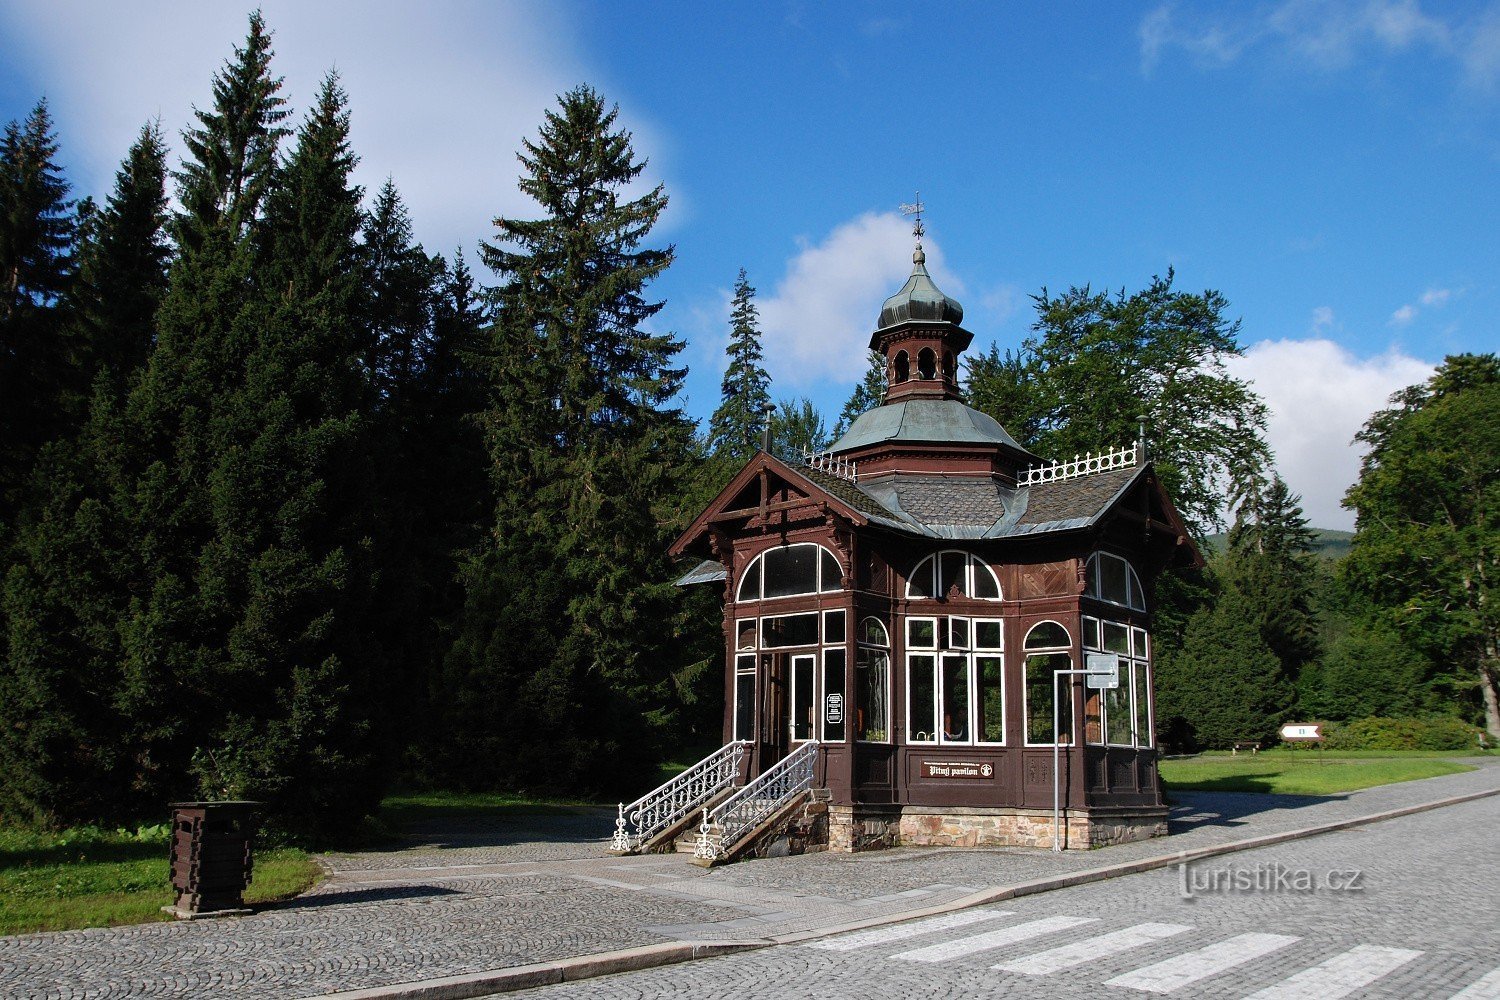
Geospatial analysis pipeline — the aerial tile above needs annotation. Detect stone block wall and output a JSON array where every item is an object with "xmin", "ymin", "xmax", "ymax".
[{"xmin": 827, "ymin": 804, "xmax": 1168, "ymax": 852}]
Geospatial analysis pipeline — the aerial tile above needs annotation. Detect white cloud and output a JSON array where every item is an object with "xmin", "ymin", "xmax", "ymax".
[
  {"xmin": 1139, "ymin": 0, "xmax": 1487, "ymax": 81},
  {"xmin": 1310, "ymin": 305, "xmax": 1335, "ymax": 331},
  {"xmin": 1227, "ymin": 338, "xmax": 1433, "ymax": 529},
  {"xmin": 1390, "ymin": 303, "xmax": 1418, "ymax": 324},
  {"xmin": 0, "ymin": 2, "xmax": 669, "ymax": 257},
  {"xmin": 1420, "ymin": 286, "xmax": 1452, "ymax": 306},
  {"xmin": 757, "ymin": 212, "xmax": 963, "ymax": 389}
]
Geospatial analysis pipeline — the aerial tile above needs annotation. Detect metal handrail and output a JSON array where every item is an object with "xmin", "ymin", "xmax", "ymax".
[
  {"xmin": 695, "ymin": 741, "xmax": 819, "ymax": 862},
  {"xmin": 612, "ymin": 741, "xmax": 748, "ymax": 853}
]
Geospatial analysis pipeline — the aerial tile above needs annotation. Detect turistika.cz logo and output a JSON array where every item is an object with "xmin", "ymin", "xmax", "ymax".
[{"xmin": 1178, "ymin": 861, "xmax": 1365, "ymax": 899}]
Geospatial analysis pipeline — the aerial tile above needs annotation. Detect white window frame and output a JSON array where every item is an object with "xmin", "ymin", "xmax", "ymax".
[
  {"xmin": 759, "ymin": 611, "xmax": 821, "ymax": 649},
  {"xmin": 1083, "ymin": 614, "xmax": 1153, "ymax": 749},
  {"xmin": 789, "ymin": 652, "xmax": 818, "ymax": 743},
  {"xmin": 904, "ymin": 550, "xmax": 1003, "ymax": 601},
  {"xmin": 732, "ymin": 654, "xmax": 756, "ymax": 743},
  {"xmin": 736, "ymin": 542, "xmax": 845, "ymax": 604},
  {"xmin": 906, "ymin": 652, "xmax": 939, "ymax": 744},
  {"xmin": 1085, "ymin": 551, "xmax": 1146, "ymax": 611},
  {"xmin": 972, "ymin": 651, "xmax": 1006, "ymax": 745},
  {"xmin": 1022, "ymin": 620, "xmax": 1075, "ymax": 747},
  {"xmin": 856, "ymin": 618, "xmax": 891, "ymax": 744},
  {"xmin": 822, "ymin": 608, "xmax": 847, "ymax": 645},
  {"xmin": 906, "ymin": 615, "xmax": 938, "ymax": 650}
]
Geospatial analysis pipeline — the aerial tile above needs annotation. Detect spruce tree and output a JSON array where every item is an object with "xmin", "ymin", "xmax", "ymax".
[
  {"xmin": 832, "ymin": 351, "xmax": 887, "ymax": 439},
  {"xmin": 1155, "ymin": 588, "xmax": 1294, "ymax": 749},
  {"xmin": 707, "ymin": 269, "xmax": 771, "ymax": 460},
  {"xmin": 69, "ymin": 122, "xmax": 170, "ymax": 395},
  {"xmin": 770, "ymin": 396, "xmax": 829, "ymax": 460},
  {"xmin": 0, "ymin": 100, "xmax": 77, "ymax": 527},
  {"xmin": 1224, "ymin": 473, "xmax": 1321, "ymax": 677},
  {"xmin": 444, "ymin": 85, "xmax": 694, "ymax": 794}
]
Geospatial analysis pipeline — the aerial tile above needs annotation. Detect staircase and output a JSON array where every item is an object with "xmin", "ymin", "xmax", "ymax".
[
  {"xmin": 693, "ymin": 741, "xmax": 820, "ymax": 865},
  {"xmin": 610, "ymin": 741, "xmax": 748, "ymax": 854}
]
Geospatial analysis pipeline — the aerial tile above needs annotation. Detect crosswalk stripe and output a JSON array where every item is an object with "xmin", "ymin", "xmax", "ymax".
[
  {"xmin": 994, "ymin": 923, "xmax": 1194, "ymax": 975},
  {"xmin": 892, "ymin": 915, "xmax": 1097, "ymax": 963},
  {"xmin": 1450, "ymin": 967, "xmax": 1500, "ymax": 999},
  {"xmin": 1105, "ymin": 932, "xmax": 1301, "ymax": 993},
  {"xmin": 1242, "ymin": 944, "xmax": 1423, "ymax": 1000},
  {"xmin": 807, "ymin": 909, "xmax": 1013, "ymax": 951}
]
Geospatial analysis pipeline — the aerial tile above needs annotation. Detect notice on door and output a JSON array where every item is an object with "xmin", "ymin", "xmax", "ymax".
[{"xmin": 920, "ymin": 760, "xmax": 994, "ymax": 780}]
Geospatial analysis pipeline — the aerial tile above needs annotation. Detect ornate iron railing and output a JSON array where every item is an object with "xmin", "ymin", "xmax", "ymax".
[
  {"xmin": 612, "ymin": 741, "xmax": 747, "ymax": 853},
  {"xmin": 1019, "ymin": 443, "xmax": 1138, "ymax": 486},
  {"xmin": 802, "ymin": 447, "xmax": 858, "ymax": 484},
  {"xmin": 695, "ymin": 740, "xmax": 819, "ymax": 862}
]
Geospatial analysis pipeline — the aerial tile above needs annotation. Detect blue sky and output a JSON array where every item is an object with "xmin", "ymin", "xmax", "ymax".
[{"xmin": 3, "ymin": 1, "xmax": 1496, "ymax": 528}]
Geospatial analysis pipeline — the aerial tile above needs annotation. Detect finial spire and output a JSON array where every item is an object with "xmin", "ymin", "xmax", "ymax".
[{"xmin": 900, "ymin": 192, "xmax": 926, "ymax": 259}]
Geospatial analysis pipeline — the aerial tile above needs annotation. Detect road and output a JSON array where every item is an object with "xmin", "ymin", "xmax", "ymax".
[{"xmin": 514, "ymin": 792, "xmax": 1500, "ymax": 999}]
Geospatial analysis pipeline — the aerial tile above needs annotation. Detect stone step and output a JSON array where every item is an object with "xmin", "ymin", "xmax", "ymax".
[{"xmin": 673, "ymin": 825, "xmax": 721, "ymax": 854}]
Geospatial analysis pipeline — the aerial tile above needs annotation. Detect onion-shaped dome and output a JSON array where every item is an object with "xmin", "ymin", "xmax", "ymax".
[{"xmin": 877, "ymin": 247, "xmax": 964, "ymax": 329}]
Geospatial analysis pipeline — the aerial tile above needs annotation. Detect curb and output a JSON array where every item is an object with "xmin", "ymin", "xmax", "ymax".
[{"xmin": 321, "ymin": 783, "xmax": 1500, "ymax": 998}]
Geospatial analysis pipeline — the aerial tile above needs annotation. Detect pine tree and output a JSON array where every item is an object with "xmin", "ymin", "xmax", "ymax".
[
  {"xmin": 1155, "ymin": 587, "xmax": 1294, "ymax": 749},
  {"xmin": 770, "ymin": 396, "xmax": 829, "ymax": 460},
  {"xmin": 832, "ymin": 351, "xmax": 886, "ymax": 440},
  {"xmin": 1224, "ymin": 473, "xmax": 1321, "ymax": 677},
  {"xmin": 707, "ymin": 269, "xmax": 770, "ymax": 460},
  {"xmin": 0, "ymin": 100, "xmax": 77, "ymax": 526},
  {"xmin": 442, "ymin": 85, "xmax": 694, "ymax": 794},
  {"xmin": 69, "ymin": 122, "xmax": 169, "ymax": 395}
]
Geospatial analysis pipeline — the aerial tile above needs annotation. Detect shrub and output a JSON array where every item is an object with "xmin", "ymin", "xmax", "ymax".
[{"xmin": 1324, "ymin": 716, "xmax": 1490, "ymax": 752}]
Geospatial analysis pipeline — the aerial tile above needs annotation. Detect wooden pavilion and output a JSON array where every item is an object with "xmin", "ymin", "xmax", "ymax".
[{"xmin": 671, "ymin": 243, "xmax": 1200, "ymax": 851}]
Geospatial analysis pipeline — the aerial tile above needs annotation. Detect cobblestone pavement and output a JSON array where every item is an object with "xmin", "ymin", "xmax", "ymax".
[
  {"xmin": 513, "ymin": 789, "xmax": 1500, "ymax": 1000},
  {"xmin": 0, "ymin": 760, "xmax": 1495, "ymax": 999}
]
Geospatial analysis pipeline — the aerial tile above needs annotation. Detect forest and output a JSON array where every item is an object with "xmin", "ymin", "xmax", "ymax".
[{"xmin": 1, "ymin": 14, "xmax": 1494, "ymax": 835}]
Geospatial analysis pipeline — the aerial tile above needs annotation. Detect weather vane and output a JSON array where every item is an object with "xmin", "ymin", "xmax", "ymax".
[{"xmin": 900, "ymin": 192, "xmax": 925, "ymax": 249}]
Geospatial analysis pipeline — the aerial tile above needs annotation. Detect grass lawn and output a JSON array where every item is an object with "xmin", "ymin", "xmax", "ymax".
[
  {"xmin": 1158, "ymin": 750, "xmax": 1476, "ymax": 796},
  {"xmin": 377, "ymin": 790, "xmax": 604, "ymax": 828},
  {"xmin": 0, "ymin": 825, "xmax": 321, "ymax": 937}
]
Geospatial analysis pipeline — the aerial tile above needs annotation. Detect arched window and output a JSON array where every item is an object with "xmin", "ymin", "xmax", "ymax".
[
  {"xmin": 856, "ymin": 617, "xmax": 889, "ymax": 742},
  {"xmin": 1085, "ymin": 552, "xmax": 1146, "ymax": 611},
  {"xmin": 894, "ymin": 350, "xmax": 910, "ymax": 383},
  {"xmin": 917, "ymin": 347, "xmax": 936, "ymax": 379},
  {"xmin": 906, "ymin": 550, "xmax": 1001, "ymax": 600},
  {"xmin": 1024, "ymin": 620, "xmax": 1074, "ymax": 745},
  {"xmin": 736, "ymin": 543, "xmax": 843, "ymax": 602}
]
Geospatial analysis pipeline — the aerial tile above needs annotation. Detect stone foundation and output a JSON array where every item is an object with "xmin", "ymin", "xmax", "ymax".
[{"xmin": 828, "ymin": 804, "xmax": 1167, "ymax": 852}]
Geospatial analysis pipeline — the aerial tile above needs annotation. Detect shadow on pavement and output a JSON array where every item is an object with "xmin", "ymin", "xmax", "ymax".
[
  {"xmin": 1168, "ymin": 789, "xmax": 1348, "ymax": 832},
  {"xmin": 265, "ymin": 884, "xmax": 465, "ymax": 911}
]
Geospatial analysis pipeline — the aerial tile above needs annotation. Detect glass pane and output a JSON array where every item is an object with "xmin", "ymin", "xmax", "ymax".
[
  {"xmin": 1085, "ymin": 689, "xmax": 1103, "ymax": 744},
  {"xmin": 971, "ymin": 558, "xmax": 1000, "ymax": 599},
  {"xmin": 792, "ymin": 656, "xmax": 815, "ymax": 741},
  {"xmin": 1127, "ymin": 564, "xmax": 1146, "ymax": 610},
  {"xmin": 857, "ymin": 648, "xmax": 889, "ymax": 741},
  {"xmin": 949, "ymin": 617, "xmax": 970, "ymax": 650},
  {"xmin": 1082, "ymin": 616, "xmax": 1100, "ymax": 651},
  {"xmin": 859, "ymin": 617, "xmax": 888, "ymax": 647},
  {"xmin": 1133, "ymin": 627, "xmax": 1149, "ymax": 659},
  {"xmin": 1101, "ymin": 553, "xmax": 1130, "ymax": 604},
  {"xmin": 736, "ymin": 654, "xmax": 756, "ymax": 672},
  {"xmin": 762, "ymin": 612, "xmax": 819, "ymax": 648},
  {"xmin": 1106, "ymin": 682, "xmax": 1133, "ymax": 745},
  {"xmin": 908, "ymin": 655, "xmax": 937, "ymax": 742},
  {"xmin": 939, "ymin": 551, "xmax": 966, "ymax": 597},
  {"xmin": 734, "ymin": 672, "xmax": 755, "ymax": 742},
  {"xmin": 1134, "ymin": 661, "xmax": 1151, "ymax": 747},
  {"xmin": 941, "ymin": 654, "xmax": 970, "ymax": 742},
  {"xmin": 737, "ymin": 559, "xmax": 761, "ymax": 602},
  {"xmin": 821, "ymin": 548, "xmax": 842, "ymax": 592},
  {"xmin": 1025, "ymin": 620, "xmax": 1070, "ymax": 649},
  {"xmin": 974, "ymin": 619, "xmax": 1003, "ymax": 650},
  {"xmin": 1104, "ymin": 622, "xmax": 1131, "ymax": 655},
  {"xmin": 823, "ymin": 649, "xmax": 846, "ymax": 741},
  {"xmin": 1026, "ymin": 652, "xmax": 1074, "ymax": 744},
  {"xmin": 976, "ymin": 656, "xmax": 1004, "ymax": 742},
  {"xmin": 737, "ymin": 619, "xmax": 757, "ymax": 651},
  {"xmin": 823, "ymin": 610, "xmax": 846, "ymax": 645},
  {"xmin": 907, "ymin": 556, "xmax": 934, "ymax": 598},
  {"xmin": 907, "ymin": 618, "xmax": 936, "ymax": 649},
  {"xmin": 763, "ymin": 545, "xmax": 819, "ymax": 599}
]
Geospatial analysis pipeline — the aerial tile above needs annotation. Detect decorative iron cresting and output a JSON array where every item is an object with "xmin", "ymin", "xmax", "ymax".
[
  {"xmin": 694, "ymin": 740, "xmax": 819, "ymax": 862},
  {"xmin": 1018, "ymin": 442, "xmax": 1139, "ymax": 486},
  {"xmin": 612, "ymin": 741, "xmax": 747, "ymax": 853},
  {"xmin": 802, "ymin": 447, "xmax": 858, "ymax": 484}
]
